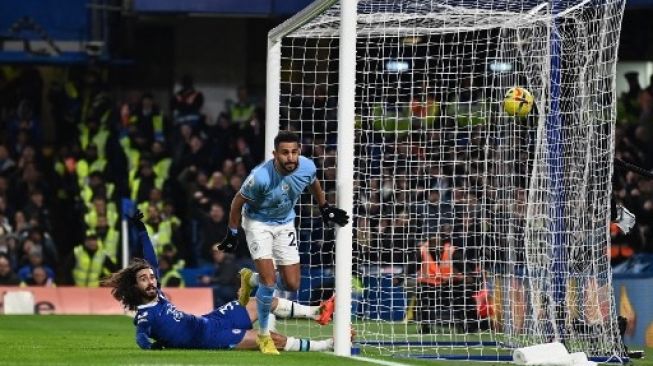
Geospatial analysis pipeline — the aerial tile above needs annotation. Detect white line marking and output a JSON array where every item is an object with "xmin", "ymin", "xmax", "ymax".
[{"xmin": 348, "ymin": 356, "xmax": 412, "ymax": 366}]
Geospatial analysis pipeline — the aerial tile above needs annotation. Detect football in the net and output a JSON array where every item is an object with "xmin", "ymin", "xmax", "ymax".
[{"xmin": 503, "ymin": 87, "xmax": 534, "ymax": 117}]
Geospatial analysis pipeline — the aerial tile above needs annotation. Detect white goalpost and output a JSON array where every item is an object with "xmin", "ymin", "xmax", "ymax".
[{"xmin": 266, "ymin": 0, "xmax": 627, "ymax": 362}]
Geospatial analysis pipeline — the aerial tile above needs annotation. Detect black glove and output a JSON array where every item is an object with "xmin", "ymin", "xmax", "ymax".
[
  {"xmin": 320, "ymin": 204, "xmax": 350, "ymax": 226},
  {"xmin": 128, "ymin": 209, "xmax": 147, "ymax": 232},
  {"xmin": 215, "ymin": 228, "xmax": 239, "ymax": 252}
]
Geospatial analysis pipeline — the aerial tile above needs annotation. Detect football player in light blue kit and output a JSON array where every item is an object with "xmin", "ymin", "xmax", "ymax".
[
  {"xmin": 217, "ymin": 131, "xmax": 349, "ymax": 355},
  {"xmin": 103, "ymin": 210, "xmax": 336, "ymax": 352}
]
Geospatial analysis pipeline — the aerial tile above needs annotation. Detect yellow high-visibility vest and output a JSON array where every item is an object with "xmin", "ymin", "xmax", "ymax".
[{"xmin": 73, "ymin": 246, "xmax": 107, "ymax": 287}]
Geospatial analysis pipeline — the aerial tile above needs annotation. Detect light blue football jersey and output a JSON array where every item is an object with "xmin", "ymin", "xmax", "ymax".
[{"xmin": 240, "ymin": 155, "xmax": 317, "ymax": 225}]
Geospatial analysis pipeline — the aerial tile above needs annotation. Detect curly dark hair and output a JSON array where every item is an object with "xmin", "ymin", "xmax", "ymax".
[{"xmin": 101, "ymin": 258, "xmax": 153, "ymax": 311}]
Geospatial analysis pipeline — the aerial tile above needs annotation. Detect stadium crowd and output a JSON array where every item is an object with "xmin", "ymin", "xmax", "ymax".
[
  {"xmin": 0, "ymin": 66, "xmax": 263, "ymax": 298},
  {"xmin": 0, "ymin": 65, "xmax": 652, "ymax": 301}
]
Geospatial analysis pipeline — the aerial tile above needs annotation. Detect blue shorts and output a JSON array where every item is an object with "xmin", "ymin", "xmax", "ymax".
[{"xmin": 200, "ymin": 301, "xmax": 252, "ymax": 349}]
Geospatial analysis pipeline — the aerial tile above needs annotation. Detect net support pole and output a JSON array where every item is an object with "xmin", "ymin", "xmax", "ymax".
[
  {"xmin": 334, "ymin": 0, "xmax": 356, "ymax": 357},
  {"xmin": 121, "ymin": 218, "xmax": 129, "ymax": 269},
  {"xmin": 265, "ymin": 39, "xmax": 281, "ymax": 158},
  {"xmin": 548, "ymin": 1, "xmax": 566, "ymax": 342}
]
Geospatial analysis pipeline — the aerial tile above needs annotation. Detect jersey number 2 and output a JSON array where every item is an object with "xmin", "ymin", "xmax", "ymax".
[{"xmin": 288, "ymin": 232, "xmax": 296, "ymax": 247}]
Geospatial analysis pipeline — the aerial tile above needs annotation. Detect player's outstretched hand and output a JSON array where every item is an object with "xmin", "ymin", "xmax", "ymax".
[
  {"xmin": 214, "ymin": 229, "xmax": 238, "ymax": 253},
  {"xmin": 127, "ymin": 209, "xmax": 147, "ymax": 232},
  {"xmin": 320, "ymin": 204, "xmax": 350, "ymax": 226}
]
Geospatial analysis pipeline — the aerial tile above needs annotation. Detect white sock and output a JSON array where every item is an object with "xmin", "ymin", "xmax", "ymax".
[
  {"xmin": 284, "ymin": 337, "xmax": 334, "ymax": 352},
  {"xmin": 268, "ymin": 314, "xmax": 277, "ymax": 332},
  {"xmin": 249, "ymin": 272, "xmax": 259, "ymax": 287},
  {"xmin": 272, "ymin": 298, "xmax": 319, "ymax": 319}
]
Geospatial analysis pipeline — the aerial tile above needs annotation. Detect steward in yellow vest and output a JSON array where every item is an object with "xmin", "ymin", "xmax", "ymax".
[
  {"xmin": 76, "ymin": 144, "xmax": 107, "ymax": 188},
  {"xmin": 95, "ymin": 216, "xmax": 120, "ymax": 262},
  {"xmin": 84, "ymin": 196, "xmax": 119, "ymax": 229},
  {"xmin": 144, "ymin": 206, "xmax": 173, "ymax": 255},
  {"xmin": 130, "ymin": 160, "xmax": 165, "ymax": 203},
  {"xmin": 230, "ymin": 87, "xmax": 256, "ymax": 128},
  {"xmin": 69, "ymin": 232, "xmax": 118, "ymax": 287},
  {"xmin": 158, "ymin": 254, "xmax": 185, "ymax": 288},
  {"xmin": 128, "ymin": 92, "xmax": 165, "ymax": 144}
]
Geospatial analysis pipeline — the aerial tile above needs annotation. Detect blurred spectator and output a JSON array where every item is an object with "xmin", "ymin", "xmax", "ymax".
[
  {"xmin": 0, "ymin": 235, "xmax": 20, "ymax": 270},
  {"xmin": 131, "ymin": 159, "xmax": 163, "ymax": 203},
  {"xmin": 0, "ymin": 145, "xmax": 16, "ymax": 175},
  {"xmin": 206, "ymin": 113, "xmax": 234, "ymax": 166},
  {"xmin": 204, "ymin": 171, "xmax": 229, "ymax": 208},
  {"xmin": 14, "ymin": 161, "xmax": 49, "ymax": 210},
  {"xmin": 229, "ymin": 86, "xmax": 256, "ymax": 129},
  {"xmin": 81, "ymin": 172, "xmax": 115, "ymax": 207},
  {"xmin": 233, "ymin": 138, "xmax": 256, "ymax": 171},
  {"xmin": 199, "ymin": 248, "xmax": 239, "ymax": 307},
  {"xmin": 129, "ymin": 92, "xmax": 164, "ymax": 147},
  {"xmin": 199, "ymin": 202, "xmax": 228, "ymax": 264},
  {"xmin": 8, "ymin": 99, "xmax": 42, "ymax": 149},
  {"xmin": 66, "ymin": 232, "xmax": 118, "ymax": 287},
  {"xmin": 22, "ymin": 189, "xmax": 51, "ymax": 233},
  {"xmin": 12, "ymin": 210, "xmax": 29, "ymax": 235},
  {"xmin": 0, "ymin": 253, "xmax": 19, "ymax": 285},
  {"xmin": 175, "ymin": 134, "xmax": 213, "ymax": 175},
  {"xmin": 17, "ymin": 246, "xmax": 55, "ymax": 282},
  {"xmin": 158, "ymin": 255, "xmax": 185, "ymax": 288},
  {"xmin": 0, "ymin": 200, "xmax": 13, "ymax": 235},
  {"xmin": 171, "ymin": 74, "xmax": 204, "ymax": 127},
  {"xmin": 96, "ymin": 216, "xmax": 119, "ymax": 262},
  {"xmin": 76, "ymin": 144, "xmax": 107, "ymax": 188},
  {"xmin": 24, "ymin": 227, "xmax": 57, "ymax": 265},
  {"xmin": 617, "ymin": 71, "xmax": 643, "ymax": 124},
  {"xmin": 85, "ymin": 195, "xmax": 119, "ymax": 231},
  {"xmin": 144, "ymin": 205, "xmax": 174, "ymax": 255},
  {"xmin": 150, "ymin": 141, "xmax": 172, "ymax": 188},
  {"xmin": 21, "ymin": 265, "xmax": 55, "ymax": 287}
]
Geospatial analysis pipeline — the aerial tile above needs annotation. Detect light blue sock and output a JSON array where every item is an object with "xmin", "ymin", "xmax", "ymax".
[{"xmin": 256, "ymin": 283, "xmax": 275, "ymax": 335}]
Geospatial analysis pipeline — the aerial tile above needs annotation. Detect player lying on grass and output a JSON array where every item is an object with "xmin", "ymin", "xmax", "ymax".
[{"xmin": 103, "ymin": 210, "xmax": 336, "ymax": 352}]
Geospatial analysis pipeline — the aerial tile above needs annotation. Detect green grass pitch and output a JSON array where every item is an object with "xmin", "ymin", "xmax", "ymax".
[{"xmin": 0, "ymin": 315, "xmax": 650, "ymax": 366}]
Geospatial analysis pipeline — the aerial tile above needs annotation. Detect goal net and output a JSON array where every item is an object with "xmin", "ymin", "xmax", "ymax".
[{"xmin": 267, "ymin": 0, "xmax": 626, "ymax": 361}]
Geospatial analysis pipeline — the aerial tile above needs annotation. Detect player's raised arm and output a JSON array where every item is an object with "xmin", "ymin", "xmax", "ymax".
[
  {"xmin": 127, "ymin": 210, "xmax": 159, "ymax": 279},
  {"xmin": 310, "ymin": 179, "xmax": 350, "ymax": 227}
]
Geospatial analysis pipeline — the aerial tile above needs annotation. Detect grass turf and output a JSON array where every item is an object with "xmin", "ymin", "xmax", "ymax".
[{"xmin": 0, "ymin": 315, "xmax": 650, "ymax": 366}]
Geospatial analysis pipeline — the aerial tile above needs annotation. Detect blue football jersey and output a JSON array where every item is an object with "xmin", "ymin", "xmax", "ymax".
[
  {"xmin": 134, "ymin": 296, "xmax": 251, "ymax": 349},
  {"xmin": 240, "ymin": 155, "xmax": 317, "ymax": 225},
  {"xmin": 133, "ymin": 226, "xmax": 252, "ymax": 350},
  {"xmin": 134, "ymin": 291, "xmax": 205, "ymax": 349}
]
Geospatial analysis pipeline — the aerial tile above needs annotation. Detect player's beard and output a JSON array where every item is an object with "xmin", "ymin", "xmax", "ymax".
[
  {"xmin": 277, "ymin": 159, "xmax": 297, "ymax": 174},
  {"xmin": 140, "ymin": 285, "xmax": 157, "ymax": 303}
]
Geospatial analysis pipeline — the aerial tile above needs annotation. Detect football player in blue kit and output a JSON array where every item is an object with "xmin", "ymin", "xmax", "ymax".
[
  {"xmin": 217, "ymin": 131, "xmax": 349, "ymax": 354},
  {"xmin": 103, "ymin": 211, "xmax": 335, "ymax": 352}
]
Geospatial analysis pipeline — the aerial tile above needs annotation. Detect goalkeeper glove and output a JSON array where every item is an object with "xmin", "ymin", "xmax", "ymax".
[
  {"xmin": 128, "ymin": 209, "xmax": 147, "ymax": 232},
  {"xmin": 320, "ymin": 204, "xmax": 350, "ymax": 226},
  {"xmin": 214, "ymin": 228, "xmax": 239, "ymax": 252}
]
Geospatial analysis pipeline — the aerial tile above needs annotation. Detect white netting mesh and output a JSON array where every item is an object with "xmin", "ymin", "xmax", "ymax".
[{"xmin": 272, "ymin": 0, "xmax": 626, "ymax": 360}]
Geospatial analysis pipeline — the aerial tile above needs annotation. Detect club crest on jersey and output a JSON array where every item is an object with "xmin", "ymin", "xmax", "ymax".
[{"xmin": 281, "ymin": 183, "xmax": 289, "ymax": 192}]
